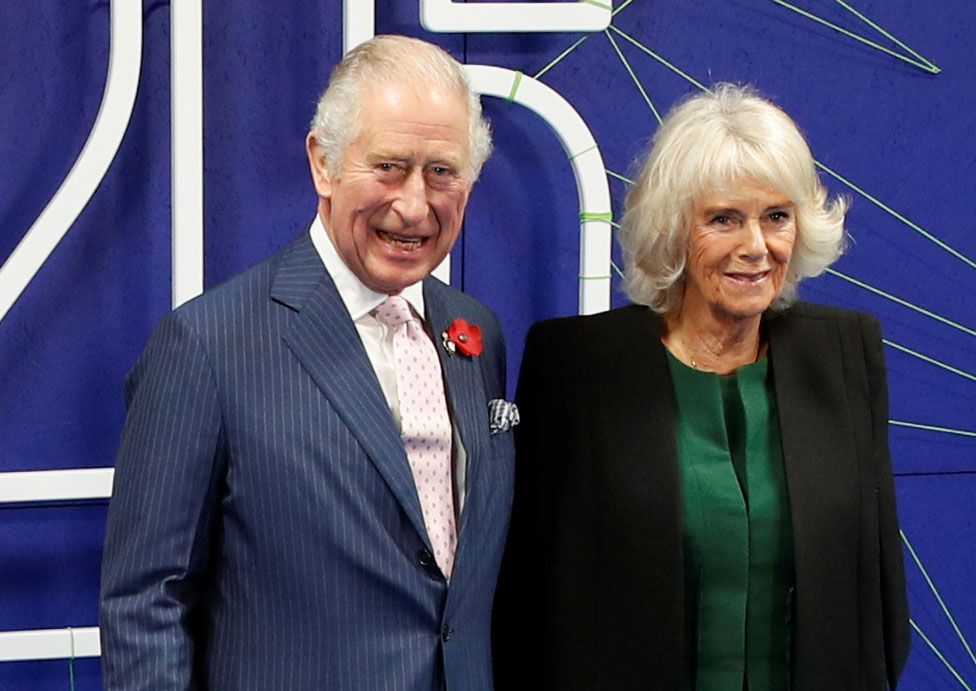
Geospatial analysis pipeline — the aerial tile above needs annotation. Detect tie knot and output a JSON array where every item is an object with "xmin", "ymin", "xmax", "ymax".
[{"xmin": 374, "ymin": 295, "xmax": 414, "ymax": 328}]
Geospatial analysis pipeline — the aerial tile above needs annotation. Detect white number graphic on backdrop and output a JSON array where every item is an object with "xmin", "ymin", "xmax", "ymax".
[
  {"xmin": 420, "ymin": 0, "xmax": 611, "ymax": 33},
  {"xmin": 0, "ymin": 0, "xmax": 612, "ymax": 664},
  {"xmin": 0, "ymin": 0, "xmax": 143, "ymax": 324},
  {"xmin": 0, "ymin": 0, "xmax": 142, "ymax": 669}
]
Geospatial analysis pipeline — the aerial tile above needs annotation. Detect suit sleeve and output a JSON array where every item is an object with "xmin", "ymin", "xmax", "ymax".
[
  {"xmin": 860, "ymin": 313, "xmax": 911, "ymax": 686},
  {"xmin": 100, "ymin": 312, "xmax": 225, "ymax": 690}
]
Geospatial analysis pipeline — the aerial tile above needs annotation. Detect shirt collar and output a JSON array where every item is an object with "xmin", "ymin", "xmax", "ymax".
[{"xmin": 309, "ymin": 214, "xmax": 426, "ymax": 321}]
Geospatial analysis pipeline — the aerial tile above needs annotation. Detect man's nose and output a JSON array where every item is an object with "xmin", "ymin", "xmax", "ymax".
[{"xmin": 393, "ymin": 169, "xmax": 429, "ymax": 226}]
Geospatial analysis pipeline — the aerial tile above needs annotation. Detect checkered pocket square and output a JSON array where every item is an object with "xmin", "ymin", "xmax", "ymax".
[{"xmin": 488, "ymin": 399, "xmax": 520, "ymax": 435}]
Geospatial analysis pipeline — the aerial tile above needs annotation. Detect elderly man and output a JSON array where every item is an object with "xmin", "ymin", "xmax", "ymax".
[{"xmin": 100, "ymin": 35, "xmax": 514, "ymax": 690}]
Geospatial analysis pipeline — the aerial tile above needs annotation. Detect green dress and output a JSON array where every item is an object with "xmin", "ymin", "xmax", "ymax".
[{"xmin": 666, "ymin": 352, "xmax": 794, "ymax": 690}]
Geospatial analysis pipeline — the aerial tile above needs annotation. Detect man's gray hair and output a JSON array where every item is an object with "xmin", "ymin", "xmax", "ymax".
[
  {"xmin": 618, "ymin": 83, "xmax": 848, "ymax": 314},
  {"xmin": 310, "ymin": 35, "xmax": 492, "ymax": 183}
]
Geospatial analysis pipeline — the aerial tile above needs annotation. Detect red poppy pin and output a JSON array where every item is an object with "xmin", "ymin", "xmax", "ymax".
[{"xmin": 442, "ymin": 319, "xmax": 483, "ymax": 357}]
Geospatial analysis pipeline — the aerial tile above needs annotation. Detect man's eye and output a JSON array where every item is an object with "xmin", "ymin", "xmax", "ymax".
[
  {"xmin": 428, "ymin": 165, "xmax": 453, "ymax": 177},
  {"xmin": 376, "ymin": 162, "xmax": 407, "ymax": 177}
]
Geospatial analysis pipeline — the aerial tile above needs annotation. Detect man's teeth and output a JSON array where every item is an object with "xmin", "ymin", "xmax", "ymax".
[{"xmin": 378, "ymin": 231, "xmax": 423, "ymax": 248}]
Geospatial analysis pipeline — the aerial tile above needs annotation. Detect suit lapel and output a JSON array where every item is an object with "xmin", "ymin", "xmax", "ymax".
[
  {"xmin": 423, "ymin": 278, "xmax": 490, "ymax": 538},
  {"xmin": 272, "ymin": 233, "xmax": 429, "ymax": 544}
]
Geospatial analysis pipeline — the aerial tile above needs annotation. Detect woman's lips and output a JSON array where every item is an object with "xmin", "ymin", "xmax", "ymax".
[{"xmin": 725, "ymin": 270, "xmax": 770, "ymax": 283}]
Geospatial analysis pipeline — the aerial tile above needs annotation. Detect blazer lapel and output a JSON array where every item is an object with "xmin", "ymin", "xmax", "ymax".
[
  {"xmin": 766, "ymin": 309, "xmax": 860, "ymax": 674},
  {"xmin": 422, "ymin": 279, "xmax": 490, "ymax": 538},
  {"xmin": 272, "ymin": 232, "xmax": 429, "ymax": 544}
]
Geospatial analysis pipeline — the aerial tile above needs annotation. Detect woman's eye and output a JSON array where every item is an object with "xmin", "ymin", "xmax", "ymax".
[
  {"xmin": 711, "ymin": 214, "xmax": 733, "ymax": 226},
  {"xmin": 768, "ymin": 211, "xmax": 791, "ymax": 223}
]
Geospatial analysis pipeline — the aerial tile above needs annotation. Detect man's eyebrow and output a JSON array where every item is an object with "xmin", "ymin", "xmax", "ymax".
[
  {"xmin": 427, "ymin": 156, "xmax": 463, "ymax": 169},
  {"xmin": 367, "ymin": 151, "xmax": 412, "ymax": 163}
]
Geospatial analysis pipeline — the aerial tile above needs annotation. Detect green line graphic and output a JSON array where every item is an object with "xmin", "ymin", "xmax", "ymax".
[
  {"xmin": 605, "ymin": 30, "xmax": 663, "ymax": 123},
  {"xmin": 817, "ymin": 163, "xmax": 976, "ymax": 271},
  {"xmin": 910, "ymin": 619, "xmax": 974, "ymax": 691},
  {"xmin": 506, "ymin": 71, "xmax": 524, "ymax": 103},
  {"xmin": 532, "ymin": 0, "xmax": 640, "ymax": 82},
  {"xmin": 608, "ymin": 26, "xmax": 711, "ymax": 90},
  {"xmin": 835, "ymin": 0, "xmax": 940, "ymax": 71},
  {"xmin": 826, "ymin": 269, "xmax": 976, "ymax": 338},
  {"xmin": 890, "ymin": 420, "xmax": 976, "ymax": 439},
  {"xmin": 902, "ymin": 531, "xmax": 976, "ymax": 676},
  {"xmin": 606, "ymin": 169, "xmax": 635, "ymax": 185},
  {"xmin": 605, "ymin": 27, "xmax": 970, "ymax": 273},
  {"xmin": 580, "ymin": 0, "xmax": 612, "ymax": 10},
  {"xmin": 612, "ymin": 0, "xmax": 638, "ymax": 17},
  {"xmin": 569, "ymin": 143, "xmax": 599, "ymax": 161},
  {"xmin": 883, "ymin": 339, "xmax": 976, "ymax": 384},
  {"xmin": 611, "ymin": 260, "xmax": 625, "ymax": 279},
  {"xmin": 770, "ymin": 0, "xmax": 940, "ymax": 74},
  {"xmin": 534, "ymin": 36, "xmax": 591, "ymax": 80},
  {"xmin": 68, "ymin": 627, "xmax": 77, "ymax": 691},
  {"xmin": 580, "ymin": 211, "xmax": 614, "ymax": 223}
]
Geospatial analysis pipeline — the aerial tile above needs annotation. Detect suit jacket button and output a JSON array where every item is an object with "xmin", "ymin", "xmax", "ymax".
[
  {"xmin": 441, "ymin": 625, "xmax": 453, "ymax": 642},
  {"xmin": 417, "ymin": 549, "xmax": 434, "ymax": 568}
]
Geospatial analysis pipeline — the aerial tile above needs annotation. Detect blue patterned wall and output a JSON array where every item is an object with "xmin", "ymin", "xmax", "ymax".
[{"xmin": 1, "ymin": 1, "xmax": 973, "ymax": 688}]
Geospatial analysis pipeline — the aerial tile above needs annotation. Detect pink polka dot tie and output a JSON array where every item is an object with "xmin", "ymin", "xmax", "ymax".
[{"xmin": 374, "ymin": 295, "xmax": 457, "ymax": 579}]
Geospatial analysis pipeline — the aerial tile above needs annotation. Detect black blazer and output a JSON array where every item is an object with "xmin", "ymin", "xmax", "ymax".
[{"xmin": 494, "ymin": 302, "xmax": 910, "ymax": 690}]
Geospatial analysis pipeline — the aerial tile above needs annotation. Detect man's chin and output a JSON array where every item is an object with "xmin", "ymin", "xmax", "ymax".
[{"xmin": 363, "ymin": 266, "xmax": 432, "ymax": 294}]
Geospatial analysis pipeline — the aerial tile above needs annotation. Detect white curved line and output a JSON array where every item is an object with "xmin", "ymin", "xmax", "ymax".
[
  {"xmin": 0, "ymin": 626, "xmax": 101, "ymax": 662},
  {"xmin": 0, "ymin": 468, "xmax": 114, "ymax": 504},
  {"xmin": 0, "ymin": 0, "xmax": 143, "ymax": 323},
  {"xmin": 421, "ymin": 0, "xmax": 611, "ymax": 33},
  {"xmin": 172, "ymin": 0, "xmax": 204, "ymax": 307},
  {"xmin": 466, "ymin": 65, "xmax": 612, "ymax": 315},
  {"xmin": 343, "ymin": 0, "xmax": 375, "ymax": 53}
]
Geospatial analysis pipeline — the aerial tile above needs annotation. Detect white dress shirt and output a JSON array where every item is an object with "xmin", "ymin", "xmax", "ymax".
[{"xmin": 309, "ymin": 216, "xmax": 466, "ymax": 511}]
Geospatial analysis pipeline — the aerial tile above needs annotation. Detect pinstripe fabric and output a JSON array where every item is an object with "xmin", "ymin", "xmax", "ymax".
[{"xmin": 100, "ymin": 230, "xmax": 515, "ymax": 690}]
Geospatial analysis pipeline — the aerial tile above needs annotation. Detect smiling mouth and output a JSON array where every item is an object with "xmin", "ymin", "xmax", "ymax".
[
  {"xmin": 725, "ymin": 270, "xmax": 770, "ymax": 284},
  {"xmin": 377, "ymin": 230, "xmax": 425, "ymax": 250}
]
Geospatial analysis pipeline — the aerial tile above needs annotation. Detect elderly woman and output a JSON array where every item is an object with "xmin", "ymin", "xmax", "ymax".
[{"xmin": 494, "ymin": 84, "xmax": 910, "ymax": 690}]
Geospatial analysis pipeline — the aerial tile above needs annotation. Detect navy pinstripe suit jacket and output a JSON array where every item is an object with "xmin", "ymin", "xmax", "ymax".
[{"xmin": 100, "ymin": 230, "xmax": 515, "ymax": 690}]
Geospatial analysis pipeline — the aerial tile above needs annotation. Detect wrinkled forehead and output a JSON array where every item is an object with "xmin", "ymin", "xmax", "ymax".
[
  {"xmin": 357, "ymin": 80, "xmax": 470, "ymax": 137},
  {"xmin": 688, "ymin": 153, "xmax": 805, "ymax": 214}
]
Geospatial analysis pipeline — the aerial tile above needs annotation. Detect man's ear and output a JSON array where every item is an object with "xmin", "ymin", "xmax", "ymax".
[{"xmin": 306, "ymin": 132, "xmax": 334, "ymax": 199}]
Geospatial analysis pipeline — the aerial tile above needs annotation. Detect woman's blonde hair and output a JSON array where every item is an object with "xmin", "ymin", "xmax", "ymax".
[{"xmin": 618, "ymin": 83, "xmax": 847, "ymax": 314}]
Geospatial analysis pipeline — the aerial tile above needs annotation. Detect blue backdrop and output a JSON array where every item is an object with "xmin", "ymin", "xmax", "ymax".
[{"xmin": 1, "ymin": 1, "xmax": 974, "ymax": 688}]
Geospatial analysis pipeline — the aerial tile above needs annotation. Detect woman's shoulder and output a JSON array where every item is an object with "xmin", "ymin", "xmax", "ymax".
[
  {"xmin": 528, "ymin": 303, "xmax": 661, "ymax": 340},
  {"xmin": 523, "ymin": 304, "xmax": 663, "ymax": 371},
  {"xmin": 768, "ymin": 301, "xmax": 880, "ymax": 331},
  {"xmin": 767, "ymin": 302, "xmax": 884, "ymax": 362}
]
